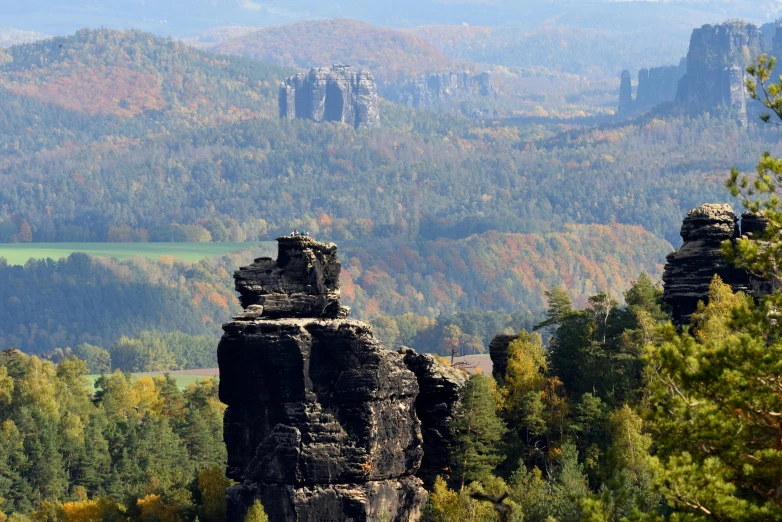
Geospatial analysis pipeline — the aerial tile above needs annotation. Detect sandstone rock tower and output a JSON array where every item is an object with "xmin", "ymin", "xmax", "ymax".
[
  {"xmin": 676, "ymin": 22, "xmax": 765, "ymax": 126},
  {"xmin": 219, "ymin": 236, "xmax": 432, "ymax": 521},
  {"xmin": 662, "ymin": 204, "xmax": 770, "ymax": 325},
  {"xmin": 279, "ymin": 65, "xmax": 380, "ymax": 128},
  {"xmin": 618, "ymin": 70, "xmax": 633, "ymax": 114}
]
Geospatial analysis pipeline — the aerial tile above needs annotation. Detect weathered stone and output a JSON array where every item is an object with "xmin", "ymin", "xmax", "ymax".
[
  {"xmin": 676, "ymin": 21, "xmax": 765, "ymax": 126},
  {"xmin": 395, "ymin": 70, "xmax": 497, "ymax": 110},
  {"xmin": 233, "ymin": 236, "xmax": 348, "ymax": 318},
  {"xmin": 401, "ymin": 348, "xmax": 467, "ymax": 489},
  {"xmin": 618, "ymin": 70, "xmax": 633, "ymax": 114},
  {"xmin": 662, "ymin": 204, "xmax": 770, "ymax": 325},
  {"xmin": 488, "ymin": 334, "xmax": 518, "ymax": 382},
  {"xmin": 635, "ymin": 61, "xmax": 686, "ymax": 109},
  {"xmin": 279, "ymin": 65, "xmax": 380, "ymax": 128},
  {"xmin": 220, "ymin": 237, "xmax": 428, "ymax": 521},
  {"xmin": 226, "ymin": 478, "xmax": 426, "ymax": 522}
]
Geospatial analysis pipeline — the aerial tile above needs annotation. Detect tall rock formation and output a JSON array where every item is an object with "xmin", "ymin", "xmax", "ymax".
[
  {"xmin": 662, "ymin": 204, "xmax": 770, "ymax": 325},
  {"xmin": 219, "ymin": 236, "xmax": 426, "ymax": 521},
  {"xmin": 488, "ymin": 334, "xmax": 518, "ymax": 382},
  {"xmin": 401, "ymin": 349, "xmax": 466, "ymax": 489},
  {"xmin": 618, "ymin": 70, "xmax": 633, "ymax": 114},
  {"xmin": 635, "ymin": 60, "xmax": 687, "ymax": 108},
  {"xmin": 676, "ymin": 21, "xmax": 766, "ymax": 126},
  {"xmin": 279, "ymin": 65, "xmax": 380, "ymax": 128},
  {"xmin": 397, "ymin": 70, "xmax": 497, "ymax": 109}
]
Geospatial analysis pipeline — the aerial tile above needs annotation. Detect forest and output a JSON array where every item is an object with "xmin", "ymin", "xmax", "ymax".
[{"xmin": 0, "ymin": 28, "xmax": 776, "ymax": 248}]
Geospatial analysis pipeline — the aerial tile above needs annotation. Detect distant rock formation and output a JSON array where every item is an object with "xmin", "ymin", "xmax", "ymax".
[
  {"xmin": 279, "ymin": 65, "xmax": 380, "ymax": 128},
  {"xmin": 220, "ymin": 236, "xmax": 465, "ymax": 520},
  {"xmin": 401, "ymin": 349, "xmax": 466, "ymax": 489},
  {"xmin": 636, "ymin": 60, "xmax": 687, "ymax": 108},
  {"xmin": 488, "ymin": 334, "xmax": 518, "ymax": 382},
  {"xmin": 397, "ymin": 70, "xmax": 497, "ymax": 109},
  {"xmin": 618, "ymin": 70, "xmax": 633, "ymax": 115},
  {"xmin": 662, "ymin": 204, "xmax": 770, "ymax": 325},
  {"xmin": 676, "ymin": 21, "xmax": 766, "ymax": 126}
]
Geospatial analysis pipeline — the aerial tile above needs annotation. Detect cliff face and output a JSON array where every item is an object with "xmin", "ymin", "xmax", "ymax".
[
  {"xmin": 220, "ymin": 236, "xmax": 425, "ymax": 521},
  {"xmin": 676, "ymin": 22, "xmax": 765, "ymax": 126},
  {"xmin": 662, "ymin": 204, "xmax": 770, "ymax": 325},
  {"xmin": 279, "ymin": 65, "xmax": 380, "ymax": 128},
  {"xmin": 618, "ymin": 70, "xmax": 633, "ymax": 115},
  {"xmin": 220, "ymin": 237, "xmax": 465, "ymax": 521},
  {"xmin": 397, "ymin": 70, "xmax": 497, "ymax": 109},
  {"xmin": 636, "ymin": 61, "xmax": 686, "ymax": 108},
  {"xmin": 401, "ymin": 349, "xmax": 466, "ymax": 489}
]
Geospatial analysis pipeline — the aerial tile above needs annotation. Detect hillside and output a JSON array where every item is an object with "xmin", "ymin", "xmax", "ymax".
[
  {"xmin": 0, "ymin": 225, "xmax": 668, "ymax": 355},
  {"xmin": 0, "ymin": 28, "xmax": 50, "ymax": 47},
  {"xmin": 0, "ymin": 28, "xmax": 293, "ymax": 123},
  {"xmin": 208, "ymin": 18, "xmax": 462, "ymax": 83}
]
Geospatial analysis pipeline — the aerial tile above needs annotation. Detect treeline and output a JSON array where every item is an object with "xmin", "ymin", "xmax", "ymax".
[
  {"xmin": 426, "ymin": 273, "xmax": 782, "ymax": 521},
  {"xmin": 0, "ymin": 252, "xmax": 244, "ymax": 354},
  {"xmin": 0, "ymin": 226, "xmax": 667, "ymax": 359},
  {"xmin": 50, "ymin": 331, "xmax": 218, "ymax": 374},
  {"xmin": 0, "ymin": 30, "xmax": 775, "ymax": 245},
  {"xmin": 0, "ymin": 350, "xmax": 229, "ymax": 521}
]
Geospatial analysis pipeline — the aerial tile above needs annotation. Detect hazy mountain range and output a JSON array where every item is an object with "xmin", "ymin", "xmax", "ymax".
[{"xmin": 2, "ymin": 0, "xmax": 778, "ymax": 39}]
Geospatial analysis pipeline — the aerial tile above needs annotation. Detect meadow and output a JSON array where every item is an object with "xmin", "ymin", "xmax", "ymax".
[
  {"xmin": 86, "ymin": 369, "xmax": 219, "ymax": 391},
  {"xmin": 0, "ymin": 242, "xmax": 274, "ymax": 265}
]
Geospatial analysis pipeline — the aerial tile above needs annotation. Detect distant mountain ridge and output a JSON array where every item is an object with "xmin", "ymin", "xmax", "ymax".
[
  {"xmin": 0, "ymin": 28, "xmax": 293, "ymax": 122},
  {"xmin": 206, "ymin": 18, "xmax": 462, "ymax": 83}
]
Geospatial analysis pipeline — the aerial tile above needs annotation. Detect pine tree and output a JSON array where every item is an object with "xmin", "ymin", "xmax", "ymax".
[{"xmin": 453, "ymin": 374, "xmax": 506, "ymax": 489}]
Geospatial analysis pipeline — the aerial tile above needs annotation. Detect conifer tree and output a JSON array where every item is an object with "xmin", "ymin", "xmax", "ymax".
[
  {"xmin": 453, "ymin": 374, "xmax": 506, "ymax": 489},
  {"xmin": 244, "ymin": 500, "xmax": 269, "ymax": 522}
]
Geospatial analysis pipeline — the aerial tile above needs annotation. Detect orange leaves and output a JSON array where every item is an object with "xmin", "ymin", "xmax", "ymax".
[
  {"xmin": 6, "ymin": 66, "xmax": 167, "ymax": 117},
  {"xmin": 207, "ymin": 292, "xmax": 229, "ymax": 311}
]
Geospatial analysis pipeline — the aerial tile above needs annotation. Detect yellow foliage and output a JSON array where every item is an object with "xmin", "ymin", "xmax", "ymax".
[
  {"xmin": 198, "ymin": 466, "xmax": 233, "ymax": 522},
  {"xmin": 16, "ymin": 356, "xmax": 58, "ymax": 416},
  {"xmin": 0, "ymin": 366, "xmax": 12, "ymax": 406},
  {"xmin": 137, "ymin": 494, "xmax": 183, "ymax": 522},
  {"xmin": 132, "ymin": 376, "xmax": 164, "ymax": 416},
  {"xmin": 61, "ymin": 499, "xmax": 104, "ymax": 522},
  {"xmin": 501, "ymin": 331, "xmax": 547, "ymax": 412},
  {"xmin": 244, "ymin": 500, "xmax": 269, "ymax": 522}
]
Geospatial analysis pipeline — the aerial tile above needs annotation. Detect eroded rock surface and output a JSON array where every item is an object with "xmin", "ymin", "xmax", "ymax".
[
  {"xmin": 489, "ymin": 334, "xmax": 518, "ymax": 382},
  {"xmin": 618, "ymin": 70, "xmax": 633, "ymax": 115},
  {"xmin": 279, "ymin": 65, "xmax": 380, "ymax": 128},
  {"xmin": 676, "ymin": 21, "xmax": 765, "ymax": 126},
  {"xmin": 220, "ymin": 236, "xmax": 426, "ymax": 521},
  {"xmin": 401, "ymin": 349, "xmax": 466, "ymax": 489},
  {"xmin": 662, "ymin": 204, "xmax": 770, "ymax": 325},
  {"xmin": 635, "ymin": 61, "xmax": 686, "ymax": 109}
]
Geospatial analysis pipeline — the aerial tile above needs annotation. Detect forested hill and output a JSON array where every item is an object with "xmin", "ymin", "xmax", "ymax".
[
  {"xmin": 205, "ymin": 18, "xmax": 461, "ymax": 83},
  {"xmin": 0, "ymin": 28, "xmax": 294, "ymax": 123}
]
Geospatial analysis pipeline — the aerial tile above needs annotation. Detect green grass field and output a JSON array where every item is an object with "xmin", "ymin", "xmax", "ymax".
[
  {"xmin": 0, "ymin": 242, "xmax": 275, "ymax": 265},
  {"xmin": 86, "ymin": 372, "xmax": 218, "ymax": 391}
]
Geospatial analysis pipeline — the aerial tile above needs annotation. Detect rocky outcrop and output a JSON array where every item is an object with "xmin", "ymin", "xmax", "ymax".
[
  {"xmin": 662, "ymin": 204, "xmax": 770, "ymax": 325},
  {"xmin": 280, "ymin": 65, "xmax": 380, "ymax": 128},
  {"xmin": 488, "ymin": 334, "xmax": 518, "ymax": 382},
  {"xmin": 676, "ymin": 22, "xmax": 766, "ymax": 126},
  {"xmin": 401, "ymin": 349, "xmax": 467, "ymax": 489},
  {"xmin": 636, "ymin": 60, "xmax": 687, "ymax": 108},
  {"xmin": 618, "ymin": 70, "xmax": 633, "ymax": 115},
  {"xmin": 397, "ymin": 70, "xmax": 497, "ymax": 109},
  {"xmin": 219, "ymin": 236, "xmax": 426, "ymax": 521}
]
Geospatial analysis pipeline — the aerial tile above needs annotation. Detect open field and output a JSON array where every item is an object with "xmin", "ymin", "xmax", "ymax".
[
  {"xmin": 87, "ymin": 369, "xmax": 220, "ymax": 391},
  {"xmin": 0, "ymin": 242, "xmax": 275, "ymax": 265}
]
